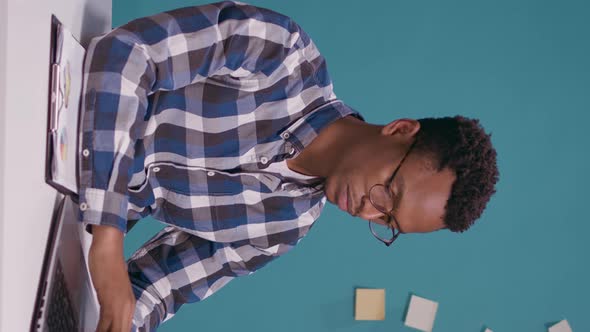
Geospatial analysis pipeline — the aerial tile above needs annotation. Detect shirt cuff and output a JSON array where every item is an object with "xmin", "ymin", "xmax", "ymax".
[{"xmin": 78, "ymin": 187, "xmax": 129, "ymax": 235}]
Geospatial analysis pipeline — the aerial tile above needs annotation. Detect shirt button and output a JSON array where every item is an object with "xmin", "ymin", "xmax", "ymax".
[
  {"xmin": 80, "ymin": 202, "xmax": 88, "ymax": 211},
  {"xmin": 152, "ymin": 167, "xmax": 160, "ymax": 173},
  {"xmin": 281, "ymin": 132, "xmax": 290, "ymax": 139},
  {"xmin": 260, "ymin": 156, "xmax": 269, "ymax": 164},
  {"xmin": 82, "ymin": 149, "xmax": 90, "ymax": 157},
  {"xmin": 207, "ymin": 171, "xmax": 215, "ymax": 176}
]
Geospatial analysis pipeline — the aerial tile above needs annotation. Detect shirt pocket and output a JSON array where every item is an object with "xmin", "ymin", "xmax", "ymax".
[
  {"xmin": 206, "ymin": 71, "xmax": 271, "ymax": 92},
  {"xmin": 145, "ymin": 162, "xmax": 281, "ymax": 196},
  {"xmin": 144, "ymin": 162, "xmax": 232, "ymax": 239},
  {"xmin": 143, "ymin": 162, "xmax": 282, "ymax": 242},
  {"xmin": 146, "ymin": 162, "xmax": 216, "ymax": 195}
]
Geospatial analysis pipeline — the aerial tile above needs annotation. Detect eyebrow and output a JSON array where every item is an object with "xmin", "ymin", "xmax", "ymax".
[
  {"xmin": 390, "ymin": 173, "xmax": 405, "ymax": 212},
  {"xmin": 389, "ymin": 174, "xmax": 405, "ymax": 232}
]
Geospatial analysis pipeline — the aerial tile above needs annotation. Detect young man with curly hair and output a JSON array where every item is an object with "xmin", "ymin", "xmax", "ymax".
[{"xmin": 79, "ymin": 1, "xmax": 499, "ymax": 330}]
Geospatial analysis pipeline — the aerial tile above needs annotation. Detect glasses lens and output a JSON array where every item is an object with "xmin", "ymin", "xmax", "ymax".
[
  {"xmin": 369, "ymin": 185, "xmax": 393, "ymax": 212},
  {"xmin": 370, "ymin": 221, "xmax": 395, "ymax": 242}
]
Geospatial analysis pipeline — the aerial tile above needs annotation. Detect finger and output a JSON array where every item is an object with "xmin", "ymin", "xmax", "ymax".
[
  {"xmin": 124, "ymin": 297, "xmax": 136, "ymax": 331},
  {"xmin": 125, "ymin": 309, "xmax": 135, "ymax": 331},
  {"xmin": 110, "ymin": 317, "xmax": 122, "ymax": 332},
  {"xmin": 95, "ymin": 315, "xmax": 111, "ymax": 332},
  {"xmin": 119, "ymin": 307, "xmax": 134, "ymax": 332},
  {"xmin": 111, "ymin": 311, "xmax": 133, "ymax": 332},
  {"xmin": 125, "ymin": 314, "xmax": 134, "ymax": 332}
]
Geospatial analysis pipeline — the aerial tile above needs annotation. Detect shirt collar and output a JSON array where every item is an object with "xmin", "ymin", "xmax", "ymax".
[{"xmin": 279, "ymin": 99, "xmax": 366, "ymax": 155}]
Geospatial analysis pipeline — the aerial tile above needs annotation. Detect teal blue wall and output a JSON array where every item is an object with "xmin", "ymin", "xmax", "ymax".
[{"xmin": 116, "ymin": 1, "xmax": 590, "ymax": 331}]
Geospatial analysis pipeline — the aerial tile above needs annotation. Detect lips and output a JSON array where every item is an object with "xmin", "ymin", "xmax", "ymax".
[
  {"xmin": 347, "ymin": 186, "xmax": 353, "ymax": 215},
  {"xmin": 347, "ymin": 186, "xmax": 359, "ymax": 217},
  {"xmin": 338, "ymin": 185, "xmax": 353, "ymax": 215},
  {"xmin": 337, "ymin": 185, "xmax": 347, "ymax": 213}
]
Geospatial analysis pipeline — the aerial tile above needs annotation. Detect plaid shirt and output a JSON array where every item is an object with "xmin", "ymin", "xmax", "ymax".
[{"xmin": 78, "ymin": 1, "xmax": 364, "ymax": 330}]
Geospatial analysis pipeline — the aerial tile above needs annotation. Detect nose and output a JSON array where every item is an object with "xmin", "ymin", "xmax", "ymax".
[{"xmin": 355, "ymin": 196, "xmax": 387, "ymax": 222}]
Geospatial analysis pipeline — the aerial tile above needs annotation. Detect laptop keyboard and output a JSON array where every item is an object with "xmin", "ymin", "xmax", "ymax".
[{"xmin": 46, "ymin": 260, "xmax": 78, "ymax": 331}]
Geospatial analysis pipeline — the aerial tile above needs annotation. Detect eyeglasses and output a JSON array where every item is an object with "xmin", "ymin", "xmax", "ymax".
[{"xmin": 368, "ymin": 139, "xmax": 417, "ymax": 247}]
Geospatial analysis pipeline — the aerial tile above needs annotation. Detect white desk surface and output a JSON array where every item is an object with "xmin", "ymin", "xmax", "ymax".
[{"xmin": 0, "ymin": 0, "xmax": 111, "ymax": 330}]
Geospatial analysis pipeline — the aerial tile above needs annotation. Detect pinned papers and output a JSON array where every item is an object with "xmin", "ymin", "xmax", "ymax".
[
  {"xmin": 404, "ymin": 294, "xmax": 439, "ymax": 332},
  {"xmin": 354, "ymin": 288, "xmax": 385, "ymax": 320},
  {"xmin": 548, "ymin": 320, "xmax": 572, "ymax": 332}
]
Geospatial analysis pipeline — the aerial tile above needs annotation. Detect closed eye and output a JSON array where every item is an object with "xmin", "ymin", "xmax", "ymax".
[
  {"xmin": 377, "ymin": 214, "xmax": 391, "ymax": 225},
  {"xmin": 389, "ymin": 176, "xmax": 405, "ymax": 214}
]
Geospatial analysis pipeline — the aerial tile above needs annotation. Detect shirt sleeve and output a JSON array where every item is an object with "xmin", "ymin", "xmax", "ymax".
[
  {"xmin": 78, "ymin": 0, "xmax": 312, "ymax": 234},
  {"xmin": 127, "ymin": 226, "xmax": 299, "ymax": 330}
]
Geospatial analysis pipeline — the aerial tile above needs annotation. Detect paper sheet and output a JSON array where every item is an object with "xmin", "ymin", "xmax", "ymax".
[{"xmin": 51, "ymin": 23, "xmax": 85, "ymax": 193}]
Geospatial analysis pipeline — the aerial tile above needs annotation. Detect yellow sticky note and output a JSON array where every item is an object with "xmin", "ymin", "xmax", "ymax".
[{"xmin": 354, "ymin": 288, "xmax": 385, "ymax": 320}]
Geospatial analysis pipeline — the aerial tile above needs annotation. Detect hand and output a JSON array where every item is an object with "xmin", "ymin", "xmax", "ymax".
[{"xmin": 89, "ymin": 225, "xmax": 136, "ymax": 331}]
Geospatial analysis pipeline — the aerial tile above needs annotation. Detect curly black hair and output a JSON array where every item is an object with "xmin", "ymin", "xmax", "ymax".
[{"xmin": 413, "ymin": 116, "xmax": 499, "ymax": 233}]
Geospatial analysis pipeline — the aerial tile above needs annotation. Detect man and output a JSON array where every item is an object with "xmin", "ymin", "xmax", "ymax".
[{"xmin": 78, "ymin": 1, "xmax": 499, "ymax": 331}]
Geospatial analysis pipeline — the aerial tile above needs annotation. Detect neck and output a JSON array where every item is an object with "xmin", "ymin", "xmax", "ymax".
[{"xmin": 286, "ymin": 115, "xmax": 377, "ymax": 177}]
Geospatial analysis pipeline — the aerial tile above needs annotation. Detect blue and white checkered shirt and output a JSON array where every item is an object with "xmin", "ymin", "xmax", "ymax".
[{"xmin": 77, "ymin": 1, "xmax": 364, "ymax": 330}]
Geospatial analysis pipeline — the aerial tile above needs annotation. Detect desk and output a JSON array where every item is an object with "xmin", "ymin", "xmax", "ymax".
[{"xmin": 0, "ymin": 1, "xmax": 111, "ymax": 330}]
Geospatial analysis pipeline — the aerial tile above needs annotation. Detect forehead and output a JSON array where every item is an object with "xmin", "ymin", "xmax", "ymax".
[{"xmin": 394, "ymin": 161, "xmax": 455, "ymax": 233}]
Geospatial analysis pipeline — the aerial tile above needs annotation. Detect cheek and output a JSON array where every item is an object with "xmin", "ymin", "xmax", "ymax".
[
  {"xmin": 347, "ymin": 141, "xmax": 392, "ymax": 166},
  {"xmin": 348, "ymin": 152, "xmax": 395, "ymax": 182}
]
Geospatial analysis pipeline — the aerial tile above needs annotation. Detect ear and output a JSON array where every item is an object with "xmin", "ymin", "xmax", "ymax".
[{"xmin": 380, "ymin": 119, "xmax": 420, "ymax": 138}]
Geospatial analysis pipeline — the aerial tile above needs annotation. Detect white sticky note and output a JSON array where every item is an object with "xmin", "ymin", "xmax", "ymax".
[
  {"xmin": 404, "ymin": 294, "xmax": 439, "ymax": 332},
  {"xmin": 548, "ymin": 319, "xmax": 572, "ymax": 332}
]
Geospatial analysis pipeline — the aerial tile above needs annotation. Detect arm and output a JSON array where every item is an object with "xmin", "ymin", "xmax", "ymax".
[
  {"xmin": 88, "ymin": 224, "xmax": 136, "ymax": 332},
  {"xmin": 78, "ymin": 0, "xmax": 312, "ymax": 234},
  {"xmin": 127, "ymin": 226, "xmax": 298, "ymax": 330},
  {"xmin": 79, "ymin": 2, "xmax": 317, "ymax": 330}
]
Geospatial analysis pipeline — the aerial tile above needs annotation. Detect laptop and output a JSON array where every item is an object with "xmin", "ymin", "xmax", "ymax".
[{"xmin": 30, "ymin": 193, "xmax": 100, "ymax": 331}]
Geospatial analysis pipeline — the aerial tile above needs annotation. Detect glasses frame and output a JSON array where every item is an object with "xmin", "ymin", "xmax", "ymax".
[{"xmin": 368, "ymin": 139, "xmax": 417, "ymax": 246}]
